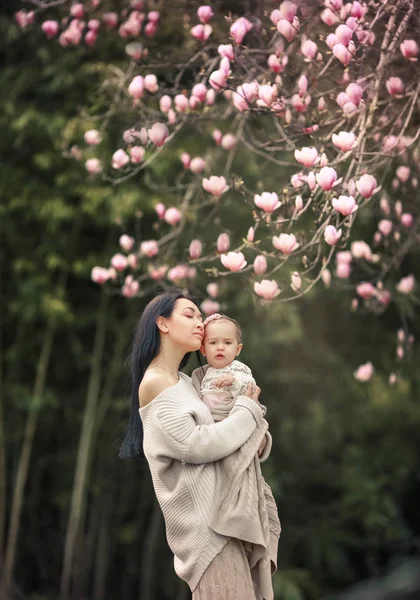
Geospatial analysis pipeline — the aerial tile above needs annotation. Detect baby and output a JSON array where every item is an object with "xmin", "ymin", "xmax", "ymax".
[{"xmin": 191, "ymin": 313, "xmax": 281, "ymax": 600}]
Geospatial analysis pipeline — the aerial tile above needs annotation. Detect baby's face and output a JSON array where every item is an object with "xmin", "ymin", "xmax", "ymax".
[{"xmin": 201, "ymin": 319, "xmax": 242, "ymax": 369}]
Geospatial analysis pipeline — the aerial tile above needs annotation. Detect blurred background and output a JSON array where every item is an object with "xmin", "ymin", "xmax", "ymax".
[{"xmin": 1, "ymin": 0, "xmax": 420, "ymax": 599}]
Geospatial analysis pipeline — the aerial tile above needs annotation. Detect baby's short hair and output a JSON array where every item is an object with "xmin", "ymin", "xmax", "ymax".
[{"xmin": 203, "ymin": 313, "xmax": 242, "ymax": 343}]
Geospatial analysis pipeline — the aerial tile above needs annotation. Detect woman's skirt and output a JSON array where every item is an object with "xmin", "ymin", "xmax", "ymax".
[{"xmin": 192, "ymin": 538, "xmax": 258, "ymax": 600}]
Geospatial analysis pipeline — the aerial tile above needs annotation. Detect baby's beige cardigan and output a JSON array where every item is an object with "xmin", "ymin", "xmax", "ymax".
[{"xmin": 139, "ymin": 371, "xmax": 266, "ymax": 592}]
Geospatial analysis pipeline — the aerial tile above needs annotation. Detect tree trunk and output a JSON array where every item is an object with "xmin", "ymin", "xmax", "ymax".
[
  {"xmin": 138, "ymin": 500, "xmax": 164, "ymax": 600},
  {"xmin": 92, "ymin": 489, "xmax": 114, "ymax": 600},
  {"xmin": 0, "ymin": 315, "xmax": 57, "ymax": 598},
  {"xmin": 0, "ymin": 306, "xmax": 5, "ymax": 574},
  {"xmin": 60, "ymin": 290, "xmax": 109, "ymax": 600}
]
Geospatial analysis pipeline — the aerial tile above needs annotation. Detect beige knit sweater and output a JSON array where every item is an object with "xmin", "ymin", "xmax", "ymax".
[{"xmin": 139, "ymin": 371, "xmax": 266, "ymax": 592}]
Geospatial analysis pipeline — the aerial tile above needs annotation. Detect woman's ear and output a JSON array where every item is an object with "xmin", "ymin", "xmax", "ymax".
[
  {"xmin": 236, "ymin": 343, "xmax": 243, "ymax": 356},
  {"xmin": 156, "ymin": 316, "xmax": 168, "ymax": 333}
]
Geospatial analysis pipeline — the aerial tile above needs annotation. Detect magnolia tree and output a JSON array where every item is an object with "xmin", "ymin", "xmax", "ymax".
[{"xmin": 17, "ymin": 0, "xmax": 420, "ymax": 381}]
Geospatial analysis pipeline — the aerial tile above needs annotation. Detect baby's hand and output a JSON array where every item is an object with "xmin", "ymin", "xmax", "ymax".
[{"xmin": 213, "ymin": 374, "xmax": 235, "ymax": 388}]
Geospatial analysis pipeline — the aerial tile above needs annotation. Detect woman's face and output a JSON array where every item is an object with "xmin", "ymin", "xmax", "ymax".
[{"xmin": 162, "ymin": 298, "xmax": 204, "ymax": 351}]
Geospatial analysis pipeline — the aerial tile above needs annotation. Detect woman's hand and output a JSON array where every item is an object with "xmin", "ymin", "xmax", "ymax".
[
  {"xmin": 213, "ymin": 374, "xmax": 235, "ymax": 388},
  {"xmin": 245, "ymin": 382, "xmax": 261, "ymax": 403}
]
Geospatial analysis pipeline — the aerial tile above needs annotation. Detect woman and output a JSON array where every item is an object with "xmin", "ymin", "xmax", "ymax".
[{"xmin": 119, "ymin": 289, "xmax": 267, "ymax": 599}]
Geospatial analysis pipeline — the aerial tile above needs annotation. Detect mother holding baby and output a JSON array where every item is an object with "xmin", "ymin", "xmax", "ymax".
[{"xmin": 119, "ymin": 289, "xmax": 280, "ymax": 600}]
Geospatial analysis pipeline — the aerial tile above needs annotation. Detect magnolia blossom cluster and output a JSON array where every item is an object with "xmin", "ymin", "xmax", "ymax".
[
  {"xmin": 28, "ymin": 3, "xmax": 161, "ymax": 48},
  {"xmin": 27, "ymin": 0, "xmax": 419, "ymax": 384}
]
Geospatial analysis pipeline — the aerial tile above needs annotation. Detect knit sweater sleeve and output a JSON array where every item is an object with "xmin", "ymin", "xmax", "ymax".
[{"xmin": 155, "ymin": 395, "xmax": 265, "ymax": 464}]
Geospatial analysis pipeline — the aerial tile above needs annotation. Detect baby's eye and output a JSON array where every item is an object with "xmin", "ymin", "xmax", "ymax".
[
  {"xmin": 226, "ymin": 341, "xmax": 233, "ymax": 345},
  {"xmin": 209, "ymin": 341, "xmax": 216, "ymax": 345}
]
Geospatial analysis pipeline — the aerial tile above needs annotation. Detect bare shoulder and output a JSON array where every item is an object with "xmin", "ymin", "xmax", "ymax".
[{"xmin": 138, "ymin": 371, "xmax": 177, "ymax": 408}]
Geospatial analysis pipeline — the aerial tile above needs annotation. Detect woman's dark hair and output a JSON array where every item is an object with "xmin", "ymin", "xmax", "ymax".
[{"xmin": 118, "ymin": 288, "xmax": 197, "ymax": 459}]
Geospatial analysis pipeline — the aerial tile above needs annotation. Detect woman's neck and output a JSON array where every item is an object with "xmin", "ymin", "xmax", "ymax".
[{"xmin": 149, "ymin": 340, "xmax": 185, "ymax": 378}]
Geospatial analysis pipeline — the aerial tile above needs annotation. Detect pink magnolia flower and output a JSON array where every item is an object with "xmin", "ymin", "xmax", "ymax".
[
  {"xmin": 85, "ymin": 30, "xmax": 97, "ymax": 47},
  {"xmin": 70, "ymin": 3, "xmax": 84, "ymax": 18},
  {"xmin": 112, "ymin": 149, "xmax": 130, "ymax": 169},
  {"xmin": 301, "ymin": 39, "xmax": 318, "ymax": 60},
  {"xmin": 346, "ymin": 82, "xmax": 363, "ymax": 105},
  {"xmin": 209, "ymin": 69, "xmax": 227, "ymax": 91},
  {"xmin": 160, "ymin": 95, "xmax": 172, "ymax": 113},
  {"xmin": 396, "ymin": 274, "xmax": 415, "ymax": 294},
  {"xmin": 321, "ymin": 8, "xmax": 340, "ymax": 27},
  {"xmin": 332, "ymin": 195, "xmax": 358, "ymax": 216},
  {"xmin": 357, "ymin": 282, "xmax": 375, "ymax": 299},
  {"xmin": 202, "ymin": 176, "xmax": 229, "ymax": 197},
  {"xmin": 218, "ymin": 44, "xmax": 235, "ymax": 60},
  {"xmin": 333, "ymin": 43, "xmax": 352, "ymax": 66},
  {"xmin": 295, "ymin": 196, "xmax": 303, "ymax": 211},
  {"xmin": 144, "ymin": 74, "xmax": 159, "ymax": 93},
  {"xmin": 277, "ymin": 17, "xmax": 299, "ymax": 42},
  {"xmin": 316, "ymin": 167, "xmax": 340, "ymax": 191},
  {"xmin": 42, "ymin": 20, "xmax": 59, "ymax": 38},
  {"xmin": 257, "ymin": 84, "xmax": 278, "ymax": 108},
  {"xmin": 201, "ymin": 299, "xmax": 221, "ymax": 315},
  {"xmin": 189, "ymin": 239, "xmax": 203, "ymax": 259},
  {"xmin": 197, "ymin": 5, "xmax": 214, "ymax": 24},
  {"xmin": 164, "ymin": 207, "xmax": 182, "ymax": 226},
  {"xmin": 128, "ymin": 76, "xmax": 144, "ymax": 100},
  {"xmin": 336, "ymin": 262, "xmax": 351, "ymax": 279},
  {"xmin": 119, "ymin": 235, "xmax": 135, "ymax": 252},
  {"xmin": 294, "ymin": 147, "xmax": 319, "ymax": 167},
  {"xmin": 401, "ymin": 213, "xmax": 413, "ymax": 227},
  {"xmin": 102, "ymin": 12, "xmax": 118, "ymax": 29},
  {"xmin": 378, "ymin": 219, "xmax": 393, "ymax": 236},
  {"xmin": 253, "ymin": 255, "xmax": 267, "ymax": 275},
  {"xmin": 356, "ymin": 174, "xmax": 377, "ymax": 198},
  {"xmin": 335, "ymin": 24, "xmax": 352, "ymax": 46},
  {"xmin": 221, "ymin": 252, "xmax": 247, "ymax": 272},
  {"xmin": 15, "ymin": 10, "xmax": 35, "ymax": 28},
  {"xmin": 351, "ymin": 241, "xmax": 373, "ymax": 261},
  {"xmin": 272, "ymin": 233, "xmax": 299, "ymax": 254},
  {"xmin": 84, "ymin": 129, "xmax": 102, "ymax": 145},
  {"xmin": 400, "ymin": 39, "xmax": 419, "ymax": 60},
  {"xmin": 326, "ymin": 33, "xmax": 340, "ymax": 50},
  {"xmin": 230, "ymin": 17, "xmax": 253, "ymax": 44},
  {"xmin": 190, "ymin": 157, "xmax": 206, "ymax": 174},
  {"xmin": 147, "ymin": 123, "xmax": 169, "ymax": 146},
  {"xmin": 337, "ymin": 251, "xmax": 352, "ymax": 264},
  {"xmin": 324, "ymin": 225, "xmax": 342, "ymax": 245},
  {"xmin": 221, "ymin": 134, "xmax": 237, "ymax": 150},
  {"xmin": 191, "ymin": 24, "xmax": 212, "ymax": 41},
  {"xmin": 111, "ymin": 253, "xmax": 128, "ymax": 271},
  {"xmin": 122, "ymin": 276, "xmax": 139, "ymax": 298},
  {"xmin": 181, "ymin": 153, "xmax": 191, "ymax": 169},
  {"xmin": 127, "ymin": 254, "xmax": 137, "ymax": 269},
  {"xmin": 212, "ymin": 129, "xmax": 223, "ymax": 145},
  {"xmin": 247, "ymin": 227, "xmax": 255, "ymax": 242},
  {"xmin": 155, "ymin": 203, "xmax": 166, "ymax": 219},
  {"xmin": 279, "ymin": 0, "xmax": 297, "ymax": 21},
  {"xmin": 386, "ymin": 77, "xmax": 405, "ymax": 96},
  {"xmin": 144, "ymin": 22, "xmax": 157, "ymax": 37},
  {"xmin": 147, "ymin": 11, "xmax": 160, "ymax": 23},
  {"xmin": 192, "ymin": 83, "xmax": 207, "ymax": 102},
  {"xmin": 254, "ymin": 280, "xmax": 281, "ymax": 301},
  {"xmin": 267, "ymin": 54, "xmax": 282, "ymax": 73},
  {"xmin": 140, "ymin": 240, "xmax": 159, "ymax": 257},
  {"xmin": 130, "ymin": 146, "xmax": 145, "ymax": 163},
  {"xmin": 88, "ymin": 19, "xmax": 100, "ymax": 31},
  {"xmin": 396, "ymin": 166, "xmax": 410, "ymax": 182},
  {"xmin": 216, "ymin": 233, "xmax": 230, "ymax": 253},
  {"xmin": 91, "ymin": 266, "xmax": 110, "ymax": 284},
  {"xmin": 174, "ymin": 94, "xmax": 189, "ymax": 112},
  {"xmin": 85, "ymin": 158, "xmax": 103, "ymax": 174},
  {"xmin": 148, "ymin": 265, "xmax": 167, "ymax": 280},
  {"xmin": 254, "ymin": 192, "xmax": 281, "ymax": 213},
  {"xmin": 206, "ymin": 283, "xmax": 219, "ymax": 298},
  {"xmin": 332, "ymin": 131, "xmax": 357, "ymax": 151},
  {"xmin": 354, "ymin": 362, "xmax": 374, "ymax": 382}
]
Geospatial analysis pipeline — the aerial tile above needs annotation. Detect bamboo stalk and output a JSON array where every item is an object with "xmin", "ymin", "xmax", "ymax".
[
  {"xmin": 0, "ymin": 315, "xmax": 57, "ymax": 597},
  {"xmin": 60, "ymin": 290, "xmax": 109, "ymax": 600}
]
